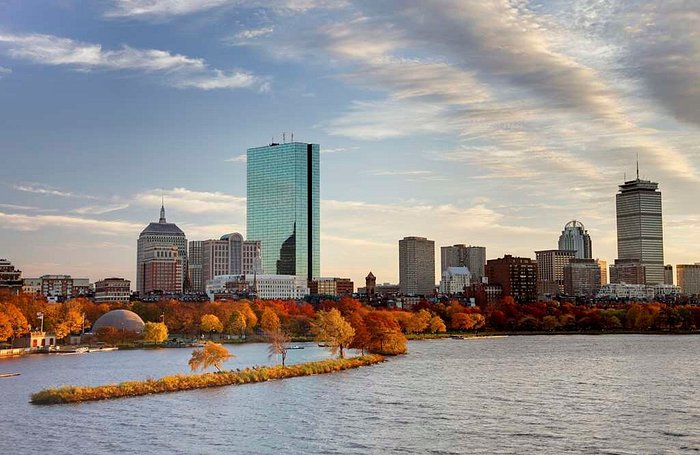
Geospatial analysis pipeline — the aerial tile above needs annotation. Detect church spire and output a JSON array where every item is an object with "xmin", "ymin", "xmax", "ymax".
[{"xmin": 159, "ymin": 194, "xmax": 166, "ymax": 223}]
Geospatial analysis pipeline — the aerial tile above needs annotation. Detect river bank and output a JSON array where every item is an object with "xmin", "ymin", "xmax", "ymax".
[{"xmin": 30, "ymin": 354, "xmax": 385, "ymax": 405}]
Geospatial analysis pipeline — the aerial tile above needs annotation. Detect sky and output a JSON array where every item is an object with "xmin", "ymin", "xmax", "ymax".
[{"xmin": 0, "ymin": 0, "xmax": 699, "ymax": 287}]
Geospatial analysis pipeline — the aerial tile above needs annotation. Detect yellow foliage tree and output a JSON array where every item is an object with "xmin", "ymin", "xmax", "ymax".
[
  {"xmin": 188, "ymin": 342, "xmax": 234, "ymax": 372},
  {"xmin": 0, "ymin": 310, "xmax": 13, "ymax": 342},
  {"xmin": 260, "ymin": 307, "xmax": 281, "ymax": 333},
  {"xmin": 226, "ymin": 310, "xmax": 247, "ymax": 337},
  {"xmin": 232, "ymin": 301, "xmax": 257, "ymax": 331},
  {"xmin": 312, "ymin": 308, "xmax": 355, "ymax": 359},
  {"xmin": 407, "ymin": 309, "xmax": 431, "ymax": 333},
  {"xmin": 429, "ymin": 315, "xmax": 447, "ymax": 333},
  {"xmin": 200, "ymin": 314, "xmax": 223, "ymax": 337},
  {"xmin": 143, "ymin": 322, "xmax": 168, "ymax": 343}
]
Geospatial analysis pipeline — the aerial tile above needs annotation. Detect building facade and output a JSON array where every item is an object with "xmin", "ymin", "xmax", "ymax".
[
  {"xmin": 677, "ymin": 264, "xmax": 700, "ymax": 296},
  {"xmin": 206, "ymin": 274, "xmax": 309, "ymax": 300},
  {"xmin": 310, "ymin": 277, "xmax": 354, "ymax": 296},
  {"xmin": 558, "ymin": 220, "xmax": 592, "ymax": 259},
  {"xmin": 201, "ymin": 239, "xmax": 230, "ymax": 287},
  {"xmin": 563, "ymin": 259, "xmax": 601, "ymax": 296},
  {"xmin": 188, "ymin": 240, "xmax": 203, "ymax": 293},
  {"xmin": 610, "ymin": 259, "xmax": 646, "ymax": 285},
  {"xmin": 94, "ymin": 278, "xmax": 131, "ymax": 303},
  {"xmin": 247, "ymin": 142, "xmax": 320, "ymax": 282},
  {"xmin": 137, "ymin": 204, "xmax": 187, "ymax": 294},
  {"xmin": 615, "ymin": 174, "xmax": 664, "ymax": 284},
  {"xmin": 439, "ymin": 266, "xmax": 472, "ymax": 294},
  {"xmin": 535, "ymin": 249, "xmax": 576, "ymax": 295},
  {"xmin": 599, "ymin": 259, "xmax": 608, "ymax": 285},
  {"xmin": 0, "ymin": 259, "xmax": 23, "ymax": 295},
  {"xmin": 440, "ymin": 245, "xmax": 485, "ymax": 282},
  {"xmin": 399, "ymin": 236, "xmax": 435, "ymax": 296},
  {"xmin": 141, "ymin": 244, "xmax": 182, "ymax": 294},
  {"xmin": 486, "ymin": 255, "xmax": 538, "ymax": 303},
  {"xmin": 664, "ymin": 265, "xmax": 674, "ymax": 285}
]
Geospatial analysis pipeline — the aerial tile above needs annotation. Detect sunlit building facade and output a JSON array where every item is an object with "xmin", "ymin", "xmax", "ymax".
[
  {"xmin": 558, "ymin": 220, "xmax": 592, "ymax": 259},
  {"xmin": 247, "ymin": 142, "xmax": 320, "ymax": 282}
]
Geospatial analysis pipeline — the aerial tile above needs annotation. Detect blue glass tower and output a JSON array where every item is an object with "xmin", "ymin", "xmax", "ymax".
[{"xmin": 247, "ymin": 142, "xmax": 320, "ymax": 282}]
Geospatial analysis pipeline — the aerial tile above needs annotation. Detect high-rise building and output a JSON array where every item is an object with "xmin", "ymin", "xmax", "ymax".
[
  {"xmin": 598, "ymin": 259, "xmax": 608, "ymax": 285},
  {"xmin": 201, "ymin": 239, "xmax": 230, "ymax": 287},
  {"xmin": 188, "ymin": 241, "xmax": 203, "ymax": 293},
  {"xmin": 615, "ymin": 170, "xmax": 664, "ymax": 284},
  {"xmin": 558, "ymin": 221, "xmax": 592, "ymax": 259},
  {"xmin": 677, "ymin": 264, "xmax": 700, "ymax": 296},
  {"xmin": 22, "ymin": 274, "xmax": 91, "ymax": 300},
  {"xmin": 141, "ymin": 244, "xmax": 181, "ymax": 294},
  {"xmin": 399, "ymin": 236, "xmax": 435, "ymax": 296},
  {"xmin": 220, "ymin": 233, "xmax": 262, "ymax": 275},
  {"xmin": 563, "ymin": 259, "xmax": 601, "ymax": 296},
  {"xmin": 247, "ymin": 142, "xmax": 320, "ymax": 282},
  {"xmin": 440, "ymin": 244, "xmax": 486, "ymax": 282},
  {"xmin": 0, "ymin": 258, "xmax": 23, "ymax": 295},
  {"xmin": 535, "ymin": 249, "xmax": 576, "ymax": 295},
  {"xmin": 664, "ymin": 265, "xmax": 674, "ymax": 285},
  {"xmin": 486, "ymin": 255, "xmax": 538, "ymax": 303},
  {"xmin": 137, "ymin": 204, "xmax": 187, "ymax": 294}
]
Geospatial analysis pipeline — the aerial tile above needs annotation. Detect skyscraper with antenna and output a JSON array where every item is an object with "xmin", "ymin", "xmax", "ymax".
[{"xmin": 614, "ymin": 160, "xmax": 664, "ymax": 284}]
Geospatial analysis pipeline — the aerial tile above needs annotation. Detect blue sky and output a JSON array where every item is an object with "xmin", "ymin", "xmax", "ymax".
[{"xmin": 0, "ymin": 0, "xmax": 699, "ymax": 286}]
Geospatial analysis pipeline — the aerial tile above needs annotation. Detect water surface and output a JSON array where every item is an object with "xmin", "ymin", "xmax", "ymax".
[{"xmin": 1, "ymin": 335, "xmax": 697, "ymax": 454}]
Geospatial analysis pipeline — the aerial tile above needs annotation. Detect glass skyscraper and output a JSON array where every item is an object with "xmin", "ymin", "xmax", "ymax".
[{"xmin": 247, "ymin": 142, "xmax": 320, "ymax": 282}]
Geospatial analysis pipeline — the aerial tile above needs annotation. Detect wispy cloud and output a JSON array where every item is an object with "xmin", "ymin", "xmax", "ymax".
[
  {"xmin": 0, "ymin": 211, "xmax": 141, "ymax": 234},
  {"xmin": 0, "ymin": 32, "xmax": 269, "ymax": 91},
  {"xmin": 235, "ymin": 26, "xmax": 274, "ymax": 40},
  {"xmin": 225, "ymin": 154, "xmax": 247, "ymax": 163},
  {"xmin": 12, "ymin": 183, "xmax": 91, "ymax": 198},
  {"xmin": 135, "ymin": 187, "xmax": 246, "ymax": 214},
  {"xmin": 370, "ymin": 170, "xmax": 433, "ymax": 176},
  {"xmin": 73, "ymin": 203, "xmax": 130, "ymax": 215}
]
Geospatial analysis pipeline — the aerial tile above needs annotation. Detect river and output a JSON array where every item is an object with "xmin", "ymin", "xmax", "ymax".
[{"xmin": 1, "ymin": 335, "xmax": 698, "ymax": 454}]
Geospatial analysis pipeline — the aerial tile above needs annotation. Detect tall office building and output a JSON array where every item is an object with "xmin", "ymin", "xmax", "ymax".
[
  {"xmin": 0, "ymin": 258, "xmax": 23, "ymax": 295},
  {"xmin": 188, "ymin": 241, "xmax": 203, "ymax": 292},
  {"xmin": 201, "ymin": 239, "xmax": 230, "ymax": 287},
  {"xmin": 399, "ymin": 236, "xmax": 436, "ymax": 296},
  {"xmin": 486, "ymin": 255, "xmax": 538, "ymax": 303},
  {"xmin": 141, "ymin": 244, "xmax": 182, "ymax": 294},
  {"xmin": 220, "ymin": 233, "xmax": 262, "ymax": 275},
  {"xmin": 598, "ymin": 259, "xmax": 608, "ymax": 285},
  {"xmin": 535, "ymin": 249, "xmax": 576, "ymax": 295},
  {"xmin": 664, "ymin": 265, "xmax": 674, "ymax": 285},
  {"xmin": 558, "ymin": 220, "xmax": 592, "ymax": 259},
  {"xmin": 563, "ymin": 259, "xmax": 601, "ymax": 297},
  {"xmin": 137, "ymin": 204, "xmax": 187, "ymax": 295},
  {"xmin": 677, "ymin": 264, "xmax": 700, "ymax": 296},
  {"xmin": 615, "ymin": 169, "xmax": 664, "ymax": 284},
  {"xmin": 440, "ymin": 244, "xmax": 486, "ymax": 282},
  {"xmin": 247, "ymin": 142, "xmax": 320, "ymax": 282}
]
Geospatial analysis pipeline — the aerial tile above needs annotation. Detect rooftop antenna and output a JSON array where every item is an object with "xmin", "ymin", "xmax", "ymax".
[
  {"xmin": 291, "ymin": 132, "xmax": 294, "ymax": 142},
  {"xmin": 283, "ymin": 132, "xmax": 286, "ymax": 143},
  {"xmin": 636, "ymin": 153, "xmax": 640, "ymax": 180}
]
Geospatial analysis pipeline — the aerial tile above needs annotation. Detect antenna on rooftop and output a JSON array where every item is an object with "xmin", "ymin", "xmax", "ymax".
[
  {"xmin": 291, "ymin": 132, "xmax": 294, "ymax": 142},
  {"xmin": 636, "ymin": 153, "xmax": 640, "ymax": 180},
  {"xmin": 283, "ymin": 132, "xmax": 286, "ymax": 143}
]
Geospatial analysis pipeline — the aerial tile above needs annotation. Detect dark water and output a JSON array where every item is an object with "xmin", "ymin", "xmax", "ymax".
[{"xmin": 1, "ymin": 335, "xmax": 698, "ymax": 454}]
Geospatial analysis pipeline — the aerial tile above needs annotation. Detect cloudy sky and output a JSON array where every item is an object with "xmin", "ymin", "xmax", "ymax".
[{"xmin": 1, "ymin": 0, "xmax": 698, "ymax": 286}]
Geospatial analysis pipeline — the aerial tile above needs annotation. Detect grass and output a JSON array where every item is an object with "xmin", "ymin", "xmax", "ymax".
[{"xmin": 30, "ymin": 355, "xmax": 385, "ymax": 405}]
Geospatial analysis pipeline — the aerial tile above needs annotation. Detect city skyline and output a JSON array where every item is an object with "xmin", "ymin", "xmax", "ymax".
[{"xmin": 1, "ymin": 1, "xmax": 699, "ymax": 287}]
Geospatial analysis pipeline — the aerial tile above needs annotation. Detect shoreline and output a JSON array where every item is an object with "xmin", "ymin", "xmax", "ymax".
[
  {"xmin": 30, "ymin": 354, "xmax": 385, "ymax": 405},
  {"xmin": 406, "ymin": 330, "xmax": 699, "ymax": 340}
]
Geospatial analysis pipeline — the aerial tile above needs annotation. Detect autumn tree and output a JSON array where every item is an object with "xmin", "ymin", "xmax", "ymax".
[
  {"xmin": 232, "ymin": 301, "xmax": 258, "ymax": 333},
  {"xmin": 226, "ymin": 310, "xmax": 247, "ymax": 338},
  {"xmin": 143, "ymin": 322, "xmax": 168, "ymax": 343},
  {"xmin": 364, "ymin": 311, "xmax": 407, "ymax": 355},
  {"xmin": 260, "ymin": 307, "xmax": 281, "ymax": 333},
  {"xmin": 429, "ymin": 315, "xmax": 447, "ymax": 334},
  {"xmin": 0, "ymin": 310, "xmax": 13, "ymax": 342},
  {"xmin": 347, "ymin": 310, "xmax": 371, "ymax": 355},
  {"xmin": 267, "ymin": 330, "xmax": 291, "ymax": 366},
  {"xmin": 451, "ymin": 312, "xmax": 475, "ymax": 331},
  {"xmin": 200, "ymin": 314, "xmax": 223, "ymax": 338},
  {"xmin": 312, "ymin": 308, "xmax": 355, "ymax": 359},
  {"xmin": 188, "ymin": 342, "xmax": 234, "ymax": 372},
  {"xmin": 406, "ymin": 309, "xmax": 431, "ymax": 334},
  {"xmin": 0, "ymin": 303, "xmax": 29, "ymax": 342}
]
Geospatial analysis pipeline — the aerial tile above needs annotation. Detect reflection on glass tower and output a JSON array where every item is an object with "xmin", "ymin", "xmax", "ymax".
[{"xmin": 247, "ymin": 142, "xmax": 320, "ymax": 282}]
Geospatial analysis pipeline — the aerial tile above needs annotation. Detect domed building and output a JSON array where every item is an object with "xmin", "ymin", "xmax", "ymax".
[
  {"xmin": 136, "ymin": 202, "xmax": 188, "ymax": 295},
  {"xmin": 92, "ymin": 309, "xmax": 145, "ymax": 334}
]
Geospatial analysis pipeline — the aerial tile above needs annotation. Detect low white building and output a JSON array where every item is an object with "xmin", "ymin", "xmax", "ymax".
[
  {"xmin": 598, "ymin": 283, "xmax": 653, "ymax": 300},
  {"xmin": 439, "ymin": 266, "xmax": 472, "ymax": 294},
  {"xmin": 206, "ymin": 274, "xmax": 309, "ymax": 300},
  {"xmin": 652, "ymin": 284, "xmax": 681, "ymax": 297}
]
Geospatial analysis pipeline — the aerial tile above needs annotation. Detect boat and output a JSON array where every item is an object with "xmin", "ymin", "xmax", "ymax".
[
  {"xmin": 88, "ymin": 346, "xmax": 118, "ymax": 352},
  {"xmin": 288, "ymin": 345, "xmax": 304, "ymax": 350},
  {"xmin": 0, "ymin": 373, "xmax": 20, "ymax": 378},
  {"xmin": 317, "ymin": 343, "xmax": 330, "ymax": 348},
  {"xmin": 449, "ymin": 335, "xmax": 465, "ymax": 340}
]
